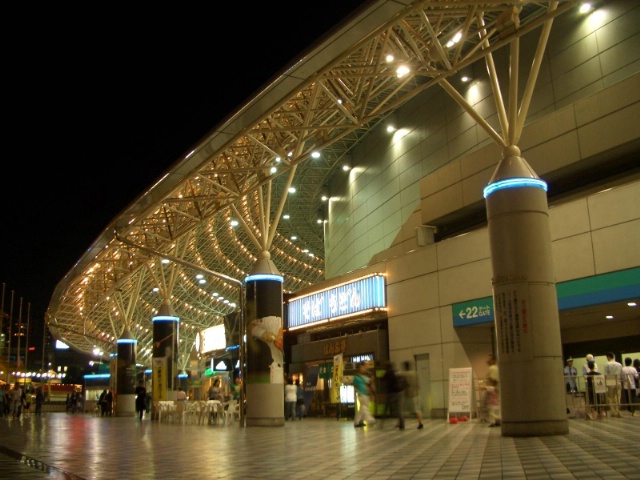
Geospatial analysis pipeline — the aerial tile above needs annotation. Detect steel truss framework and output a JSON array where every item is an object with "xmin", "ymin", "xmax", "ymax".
[{"xmin": 47, "ymin": 1, "xmax": 577, "ymax": 371}]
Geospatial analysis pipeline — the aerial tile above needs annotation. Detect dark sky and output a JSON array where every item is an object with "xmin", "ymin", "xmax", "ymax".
[{"xmin": 1, "ymin": 2, "xmax": 369, "ymax": 338}]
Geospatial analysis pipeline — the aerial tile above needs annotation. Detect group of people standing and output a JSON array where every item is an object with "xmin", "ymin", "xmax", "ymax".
[
  {"xmin": 97, "ymin": 389, "xmax": 114, "ymax": 416},
  {"xmin": 564, "ymin": 352, "xmax": 639, "ymax": 420},
  {"xmin": 0, "ymin": 382, "xmax": 45, "ymax": 418}
]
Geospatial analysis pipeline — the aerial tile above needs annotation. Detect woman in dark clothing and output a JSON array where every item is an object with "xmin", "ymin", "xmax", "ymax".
[{"xmin": 135, "ymin": 381, "xmax": 147, "ymax": 421}]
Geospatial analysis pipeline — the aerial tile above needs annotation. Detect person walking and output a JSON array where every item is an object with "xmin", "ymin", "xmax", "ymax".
[
  {"xmin": 485, "ymin": 354, "xmax": 501, "ymax": 427},
  {"xmin": 98, "ymin": 390, "xmax": 107, "ymax": 416},
  {"xmin": 621, "ymin": 357, "xmax": 638, "ymax": 416},
  {"xmin": 401, "ymin": 360, "xmax": 424, "ymax": 429},
  {"xmin": 11, "ymin": 382, "xmax": 23, "ymax": 419},
  {"xmin": 135, "ymin": 381, "xmax": 147, "ymax": 421},
  {"xmin": 284, "ymin": 378, "xmax": 297, "ymax": 421},
  {"xmin": 295, "ymin": 379, "xmax": 305, "ymax": 420},
  {"xmin": 382, "ymin": 361, "xmax": 405, "ymax": 429},
  {"xmin": 353, "ymin": 362, "xmax": 376, "ymax": 428},
  {"xmin": 604, "ymin": 352, "xmax": 623, "ymax": 418},
  {"xmin": 105, "ymin": 389, "xmax": 114, "ymax": 416},
  {"xmin": 35, "ymin": 387, "xmax": 45, "ymax": 416}
]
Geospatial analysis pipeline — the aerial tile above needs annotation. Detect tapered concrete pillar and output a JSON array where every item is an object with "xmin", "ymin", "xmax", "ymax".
[
  {"xmin": 245, "ymin": 251, "xmax": 285, "ymax": 426},
  {"xmin": 484, "ymin": 145, "xmax": 568, "ymax": 436},
  {"xmin": 115, "ymin": 329, "xmax": 137, "ymax": 417},
  {"xmin": 152, "ymin": 301, "xmax": 179, "ymax": 403}
]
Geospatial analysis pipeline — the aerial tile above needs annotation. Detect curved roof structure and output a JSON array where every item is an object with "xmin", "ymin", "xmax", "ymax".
[{"xmin": 47, "ymin": 0, "xmax": 577, "ymax": 370}]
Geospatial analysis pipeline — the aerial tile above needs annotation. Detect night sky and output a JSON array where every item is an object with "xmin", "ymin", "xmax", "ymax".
[{"xmin": 1, "ymin": 2, "xmax": 369, "ymax": 349}]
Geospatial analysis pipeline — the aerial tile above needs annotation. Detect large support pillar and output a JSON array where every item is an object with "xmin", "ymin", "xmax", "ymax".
[
  {"xmin": 152, "ymin": 301, "xmax": 179, "ymax": 403},
  {"xmin": 115, "ymin": 329, "xmax": 137, "ymax": 417},
  {"xmin": 484, "ymin": 145, "xmax": 568, "ymax": 436},
  {"xmin": 245, "ymin": 251, "xmax": 284, "ymax": 426}
]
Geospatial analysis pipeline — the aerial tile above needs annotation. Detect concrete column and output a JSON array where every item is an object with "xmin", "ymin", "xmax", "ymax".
[
  {"xmin": 115, "ymin": 329, "xmax": 137, "ymax": 417},
  {"xmin": 245, "ymin": 251, "xmax": 285, "ymax": 426},
  {"xmin": 484, "ymin": 145, "xmax": 568, "ymax": 436},
  {"xmin": 152, "ymin": 302, "xmax": 179, "ymax": 402}
]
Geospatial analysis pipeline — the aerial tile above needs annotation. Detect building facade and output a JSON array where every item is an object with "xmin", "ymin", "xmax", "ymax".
[{"xmin": 288, "ymin": 1, "xmax": 640, "ymax": 419}]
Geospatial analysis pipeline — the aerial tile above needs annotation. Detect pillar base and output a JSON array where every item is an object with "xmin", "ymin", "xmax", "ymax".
[
  {"xmin": 115, "ymin": 394, "xmax": 136, "ymax": 417},
  {"xmin": 245, "ymin": 417, "xmax": 285, "ymax": 427},
  {"xmin": 501, "ymin": 419, "xmax": 569, "ymax": 437}
]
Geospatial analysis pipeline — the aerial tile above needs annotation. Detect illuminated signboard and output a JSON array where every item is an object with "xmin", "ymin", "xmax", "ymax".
[
  {"xmin": 287, "ymin": 274, "xmax": 386, "ymax": 330},
  {"xmin": 200, "ymin": 324, "xmax": 226, "ymax": 354}
]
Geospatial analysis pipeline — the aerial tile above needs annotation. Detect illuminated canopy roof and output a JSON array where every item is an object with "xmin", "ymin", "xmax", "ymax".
[{"xmin": 46, "ymin": 0, "xmax": 576, "ymax": 371}]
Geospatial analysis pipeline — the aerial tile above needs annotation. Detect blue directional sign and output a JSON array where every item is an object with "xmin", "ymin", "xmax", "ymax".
[{"xmin": 453, "ymin": 297, "xmax": 494, "ymax": 327}]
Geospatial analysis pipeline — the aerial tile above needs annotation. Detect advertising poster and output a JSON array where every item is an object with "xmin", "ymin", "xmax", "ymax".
[
  {"xmin": 448, "ymin": 367, "xmax": 473, "ymax": 415},
  {"xmin": 331, "ymin": 353, "xmax": 343, "ymax": 403},
  {"xmin": 152, "ymin": 356, "xmax": 168, "ymax": 402}
]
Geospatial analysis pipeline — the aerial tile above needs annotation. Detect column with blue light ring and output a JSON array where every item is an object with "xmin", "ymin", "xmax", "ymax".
[
  {"xmin": 245, "ymin": 251, "xmax": 284, "ymax": 426},
  {"xmin": 152, "ymin": 302, "xmax": 179, "ymax": 403},
  {"xmin": 115, "ymin": 329, "xmax": 137, "ymax": 416},
  {"xmin": 484, "ymin": 145, "xmax": 568, "ymax": 436}
]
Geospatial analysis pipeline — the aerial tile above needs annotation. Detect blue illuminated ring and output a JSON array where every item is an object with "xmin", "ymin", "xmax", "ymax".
[{"xmin": 483, "ymin": 178, "xmax": 547, "ymax": 198}]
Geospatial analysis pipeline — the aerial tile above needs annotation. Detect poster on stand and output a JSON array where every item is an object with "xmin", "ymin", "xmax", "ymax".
[{"xmin": 448, "ymin": 367, "xmax": 473, "ymax": 419}]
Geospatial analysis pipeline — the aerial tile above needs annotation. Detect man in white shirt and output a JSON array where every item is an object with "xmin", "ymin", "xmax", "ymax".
[{"xmin": 604, "ymin": 352, "xmax": 623, "ymax": 418}]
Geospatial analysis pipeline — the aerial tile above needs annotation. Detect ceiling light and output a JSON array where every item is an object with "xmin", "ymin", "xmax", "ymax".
[
  {"xmin": 291, "ymin": 236, "xmax": 297, "ymax": 241},
  {"xmin": 161, "ymin": 258, "xmax": 170, "ymax": 264},
  {"xmin": 342, "ymin": 165, "xmax": 351, "ymax": 171},
  {"xmin": 627, "ymin": 302, "xmax": 637, "ymax": 307},
  {"xmin": 311, "ymin": 151, "xmax": 321, "ymax": 159},
  {"xmin": 605, "ymin": 315, "xmax": 614, "ymax": 319},
  {"xmin": 386, "ymin": 125, "xmax": 396, "ymax": 133},
  {"xmin": 317, "ymin": 219, "xmax": 323, "ymax": 224},
  {"xmin": 230, "ymin": 220, "xmax": 239, "ymax": 227},
  {"xmin": 461, "ymin": 75, "xmax": 471, "ymax": 82},
  {"xmin": 385, "ymin": 54, "xmax": 394, "ymax": 63},
  {"xmin": 288, "ymin": 187, "xmax": 296, "ymax": 193},
  {"xmin": 198, "ymin": 279, "xmax": 206, "ymax": 284},
  {"xmin": 579, "ymin": 3, "xmax": 593, "ymax": 14},
  {"xmin": 275, "ymin": 156, "xmax": 281, "ymax": 163},
  {"xmin": 196, "ymin": 274, "xmax": 203, "ymax": 279},
  {"xmin": 396, "ymin": 65, "xmax": 410, "ymax": 78},
  {"xmin": 283, "ymin": 214, "xmax": 290, "ymax": 220},
  {"xmin": 270, "ymin": 166, "xmax": 277, "ymax": 174}
]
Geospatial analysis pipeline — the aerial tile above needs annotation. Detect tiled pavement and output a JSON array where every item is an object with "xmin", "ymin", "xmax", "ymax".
[{"xmin": 0, "ymin": 412, "xmax": 639, "ymax": 479}]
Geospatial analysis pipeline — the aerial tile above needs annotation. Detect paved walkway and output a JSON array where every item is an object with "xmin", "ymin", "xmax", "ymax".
[{"xmin": 1, "ymin": 412, "xmax": 639, "ymax": 479}]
